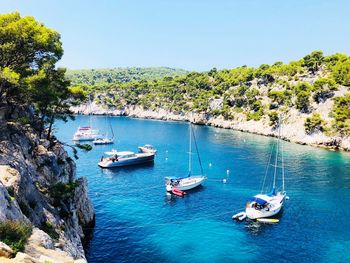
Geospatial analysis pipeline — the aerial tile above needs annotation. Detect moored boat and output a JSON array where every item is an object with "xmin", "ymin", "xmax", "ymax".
[
  {"xmin": 138, "ymin": 144, "xmax": 157, "ymax": 154},
  {"xmin": 165, "ymin": 121, "xmax": 206, "ymax": 192},
  {"xmin": 93, "ymin": 137, "xmax": 114, "ymax": 145},
  {"xmin": 98, "ymin": 150, "xmax": 155, "ymax": 168},
  {"xmin": 245, "ymin": 115, "xmax": 287, "ymax": 220},
  {"xmin": 73, "ymin": 126, "xmax": 100, "ymax": 141}
]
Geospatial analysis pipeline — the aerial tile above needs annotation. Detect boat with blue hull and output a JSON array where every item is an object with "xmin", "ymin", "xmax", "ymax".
[{"xmin": 98, "ymin": 150, "xmax": 155, "ymax": 168}]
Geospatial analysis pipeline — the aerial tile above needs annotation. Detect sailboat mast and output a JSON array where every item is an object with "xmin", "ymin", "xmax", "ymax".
[
  {"xmin": 88, "ymin": 94, "xmax": 92, "ymax": 128},
  {"xmin": 273, "ymin": 116, "xmax": 281, "ymax": 190},
  {"xmin": 281, "ymin": 119, "xmax": 285, "ymax": 192},
  {"xmin": 189, "ymin": 121, "xmax": 192, "ymax": 174}
]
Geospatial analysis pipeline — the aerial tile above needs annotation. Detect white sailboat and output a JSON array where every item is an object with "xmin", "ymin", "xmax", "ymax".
[
  {"xmin": 245, "ymin": 116, "xmax": 286, "ymax": 220},
  {"xmin": 93, "ymin": 116, "xmax": 114, "ymax": 145},
  {"xmin": 165, "ymin": 122, "xmax": 207, "ymax": 192}
]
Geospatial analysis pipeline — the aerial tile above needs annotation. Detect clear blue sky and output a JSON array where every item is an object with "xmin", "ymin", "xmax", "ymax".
[{"xmin": 1, "ymin": 0, "xmax": 350, "ymax": 71}]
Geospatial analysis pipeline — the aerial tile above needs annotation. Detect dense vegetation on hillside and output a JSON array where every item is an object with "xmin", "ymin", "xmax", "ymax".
[
  {"xmin": 66, "ymin": 67, "xmax": 188, "ymax": 85},
  {"xmin": 81, "ymin": 51, "xmax": 350, "ymax": 136},
  {"xmin": 0, "ymin": 12, "xmax": 84, "ymax": 139}
]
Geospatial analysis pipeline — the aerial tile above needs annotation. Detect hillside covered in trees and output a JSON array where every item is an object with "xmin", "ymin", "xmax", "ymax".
[
  {"xmin": 74, "ymin": 51, "xmax": 350, "ymax": 149},
  {"xmin": 66, "ymin": 67, "xmax": 188, "ymax": 85}
]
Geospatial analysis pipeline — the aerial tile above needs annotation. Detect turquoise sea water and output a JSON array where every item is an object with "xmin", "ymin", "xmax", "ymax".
[{"xmin": 55, "ymin": 115, "xmax": 350, "ymax": 263}]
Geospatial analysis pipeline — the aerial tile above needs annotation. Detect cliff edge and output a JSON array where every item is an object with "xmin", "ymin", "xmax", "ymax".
[{"xmin": 0, "ymin": 119, "xmax": 95, "ymax": 262}]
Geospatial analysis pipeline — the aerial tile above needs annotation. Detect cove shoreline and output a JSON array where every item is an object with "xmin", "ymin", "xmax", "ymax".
[{"xmin": 71, "ymin": 104, "xmax": 350, "ymax": 152}]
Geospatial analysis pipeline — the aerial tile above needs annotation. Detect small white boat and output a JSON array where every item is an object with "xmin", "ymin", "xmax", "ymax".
[
  {"xmin": 93, "ymin": 138, "xmax": 114, "ymax": 145},
  {"xmin": 138, "ymin": 144, "xmax": 157, "ymax": 154},
  {"xmin": 98, "ymin": 150, "xmax": 155, "ymax": 168},
  {"xmin": 73, "ymin": 126, "xmax": 100, "ymax": 141},
  {"xmin": 232, "ymin": 212, "xmax": 247, "ymax": 221}
]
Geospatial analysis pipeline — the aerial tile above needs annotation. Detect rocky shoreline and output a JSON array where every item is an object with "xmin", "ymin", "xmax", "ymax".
[
  {"xmin": 0, "ymin": 119, "xmax": 95, "ymax": 262},
  {"xmin": 72, "ymin": 103, "xmax": 350, "ymax": 151}
]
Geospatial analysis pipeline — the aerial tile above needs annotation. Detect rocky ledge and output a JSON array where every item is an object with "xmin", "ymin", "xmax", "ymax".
[
  {"xmin": 72, "ymin": 102, "xmax": 350, "ymax": 151},
  {"xmin": 0, "ymin": 121, "xmax": 95, "ymax": 262}
]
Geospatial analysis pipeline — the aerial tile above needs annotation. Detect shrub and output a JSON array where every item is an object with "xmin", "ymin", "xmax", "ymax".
[
  {"xmin": 50, "ymin": 181, "xmax": 78, "ymax": 202},
  {"xmin": 268, "ymin": 111, "xmax": 279, "ymax": 127},
  {"xmin": 313, "ymin": 78, "xmax": 338, "ymax": 103},
  {"xmin": 0, "ymin": 221, "xmax": 32, "ymax": 254},
  {"xmin": 296, "ymin": 91, "xmax": 311, "ymax": 113},
  {"xmin": 40, "ymin": 221, "xmax": 59, "ymax": 240},
  {"xmin": 246, "ymin": 110, "xmax": 263, "ymax": 121},
  {"xmin": 332, "ymin": 58, "xmax": 350, "ymax": 86},
  {"xmin": 304, "ymin": 113, "xmax": 325, "ymax": 134},
  {"xmin": 332, "ymin": 93, "xmax": 350, "ymax": 135}
]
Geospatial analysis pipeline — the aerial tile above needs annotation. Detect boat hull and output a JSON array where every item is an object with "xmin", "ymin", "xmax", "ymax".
[
  {"xmin": 246, "ymin": 194, "xmax": 285, "ymax": 219},
  {"xmin": 167, "ymin": 176, "xmax": 206, "ymax": 191},
  {"xmin": 98, "ymin": 153, "xmax": 154, "ymax": 168}
]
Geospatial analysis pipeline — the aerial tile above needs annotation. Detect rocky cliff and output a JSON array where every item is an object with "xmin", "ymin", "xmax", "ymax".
[{"xmin": 0, "ymin": 119, "xmax": 95, "ymax": 262}]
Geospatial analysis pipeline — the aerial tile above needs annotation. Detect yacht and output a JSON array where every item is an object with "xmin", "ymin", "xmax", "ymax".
[
  {"xmin": 138, "ymin": 144, "xmax": 157, "ymax": 154},
  {"xmin": 73, "ymin": 126, "xmax": 99, "ymax": 141},
  {"xmin": 98, "ymin": 150, "xmax": 155, "ymax": 168}
]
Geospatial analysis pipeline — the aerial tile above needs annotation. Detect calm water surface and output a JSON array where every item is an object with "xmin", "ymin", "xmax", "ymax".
[{"xmin": 55, "ymin": 115, "xmax": 350, "ymax": 263}]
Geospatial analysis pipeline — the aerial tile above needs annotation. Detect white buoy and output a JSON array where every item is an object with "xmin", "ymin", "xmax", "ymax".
[
  {"xmin": 226, "ymin": 169, "xmax": 230, "ymax": 175},
  {"xmin": 209, "ymin": 163, "xmax": 212, "ymax": 167},
  {"xmin": 222, "ymin": 179, "xmax": 227, "ymax": 184}
]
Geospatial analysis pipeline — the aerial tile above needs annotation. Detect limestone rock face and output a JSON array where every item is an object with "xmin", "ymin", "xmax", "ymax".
[
  {"xmin": 0, "ymin": 121, "xmax": 95, "ymax": 261},
  {"xmin": 0, "ymin": 241, "xmax": 13, "ymax": 258}
]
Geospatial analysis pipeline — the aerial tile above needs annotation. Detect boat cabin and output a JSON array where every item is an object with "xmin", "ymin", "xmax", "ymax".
[{"xmin": 246, "ymin": 195, "xmax": 271, "ymax": 210}]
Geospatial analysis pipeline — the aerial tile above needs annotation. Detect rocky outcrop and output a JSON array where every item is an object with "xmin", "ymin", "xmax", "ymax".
[
  {"xmin": 72, "ymin": 100, "xmax": 350, "ymax": 151},
  {"xmin": 0, "ymin": 120, "xmax": 95, "ymax": 262}
]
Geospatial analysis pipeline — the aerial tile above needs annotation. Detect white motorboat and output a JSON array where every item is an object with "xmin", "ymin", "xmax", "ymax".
[
  {"xmin": 73, "ymin": 126, "xmax": 100, "ymax": 141},
  {"xmin": 93, "ymin": 137, "xmax": 114, "ymax": 145},
  {"xmin": 138, "ymin": 144, "xmax": 157, "ymax": 154},
  {"xmin": 165, "ymin": 122, "xmax": 206, "ymax": 192},
  {"xmin": 98, "ymin": 150, "xmax": 155, "ymax": 168},
  {"xmin": 245, "ymin": 116, "xmax": 287, "ymax": 220}
]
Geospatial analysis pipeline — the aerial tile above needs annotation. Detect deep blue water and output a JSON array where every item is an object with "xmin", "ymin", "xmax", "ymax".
[{"xmin": 55, "ymin": 115, "xmax": 350, "ymax": 263}]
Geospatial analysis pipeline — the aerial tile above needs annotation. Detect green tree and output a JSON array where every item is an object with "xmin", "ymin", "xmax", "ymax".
[
  {"xmin": 332, "ymin": 58, "xmax": 350, "ymax": 86},
  {"xmin": 268, "ymin": 111, "xmax": 279, "ymax": 127},
  {"xmin": 303, "ymin": 50, "xmax": 324, "ymax": 73},
  {"xmin": 0, "ymin": 12, "xmax": 62, "ymax": 104},
  {"xmin": 0, "ymin": 12, "xmax": 84, "ymax": 139},
  {"xmin": 332, "ymin": 93, "xmax": 350, "ymax": 135},
  {"xmin": 313, "ymin": 78, "xmax": 338, "ymax": 103},
  {"xmin": 296, "ymin": 91, "xmax": 311, "ymax": 113},
  {"xmin": 304, "ymin": 113, "xmax": 325, "ymax": 134}
]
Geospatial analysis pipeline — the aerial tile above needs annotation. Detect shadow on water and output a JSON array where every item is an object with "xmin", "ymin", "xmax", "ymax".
[{"xmin": 244, "ymin": 208, "xmax": 285, "ymax": 235}]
